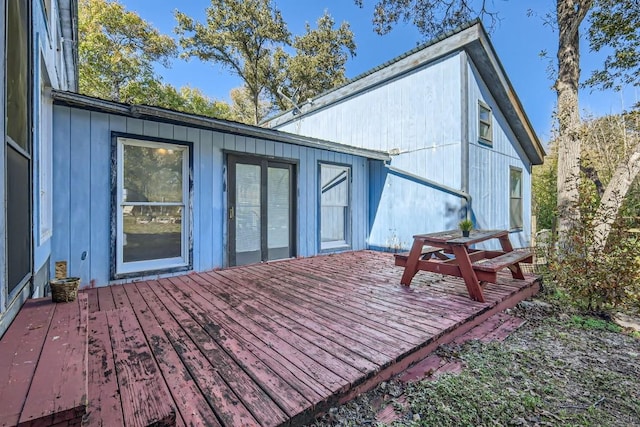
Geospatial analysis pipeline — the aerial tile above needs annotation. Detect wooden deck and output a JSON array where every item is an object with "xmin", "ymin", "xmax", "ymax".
[{"xmin": 0, "ymin": 250, "xmax": 540, "ymax": 426}]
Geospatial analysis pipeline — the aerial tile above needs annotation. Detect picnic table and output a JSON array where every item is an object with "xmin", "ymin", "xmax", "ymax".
[{"xmin": 394, "ymin": 229, "xmax": 533, "ymax": 302}]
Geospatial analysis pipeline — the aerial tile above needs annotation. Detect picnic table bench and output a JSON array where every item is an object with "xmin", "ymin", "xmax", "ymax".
[{"xmin": 395, "ymin": 229, "xmax": 533, "ymax": 302}]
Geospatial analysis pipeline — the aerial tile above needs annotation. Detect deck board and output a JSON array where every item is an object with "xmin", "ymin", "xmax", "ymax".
[
  {"xmin": 121, "ymin": 284, "xmax": 224, "ymax": 427},
  {"xmin": 1, "ymin": 250, "xmax": 540, "ymax": 427},
  {"xmin": 138, "ymin": 281, "xmax": 286, "ymax": 426},
  {"xmin": 85, "ymin": 310, "xmax": 124, "ymax": 427},
  {"xmin": 105, "ymin": 306, "xmax": 177, "ymax": 427},
  {"xmin": 0, "ymin": 299, "xmax": 57, "ymax": 426}
]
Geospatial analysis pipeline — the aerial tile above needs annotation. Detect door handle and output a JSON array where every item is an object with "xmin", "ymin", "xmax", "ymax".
[{"xmin": 229, "ymin": 206, "xmax": 234, "ymax": 220}]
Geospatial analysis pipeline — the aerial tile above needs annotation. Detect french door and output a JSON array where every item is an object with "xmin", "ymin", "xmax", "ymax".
[{"xmin": 228, "ymin": 155, "xmax": 295, "ymax": 266}]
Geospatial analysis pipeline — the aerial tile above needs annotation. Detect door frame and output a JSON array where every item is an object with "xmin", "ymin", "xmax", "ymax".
[{"xmin": 227, "ymin": 154, "xmax": 297, "ymax": 266}]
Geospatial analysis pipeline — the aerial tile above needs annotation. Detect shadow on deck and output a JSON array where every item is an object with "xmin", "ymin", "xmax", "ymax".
[{"xmin": 0, "ymin": 250, "xmax": 541, "ymax": 426}]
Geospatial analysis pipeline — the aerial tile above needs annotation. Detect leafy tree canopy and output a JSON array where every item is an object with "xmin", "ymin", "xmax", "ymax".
[
  {"xmin": 78, "ymin": 0, "xmax": 231, "ymax": 118},
  {"xmin": 586, "ymin": 0, "xmax": 640, "ymax": 91},
  {"xmin": 175, "ymin": 0, "xmax": 356, "ymax": 124},
  {"xmin": 78, "ymin": 0, "xmax": 177, "ymax": 102},
  {"xmin": 175, "ymin": 0, "xmax": 290, "ymax": 124},
  {"xmin": 272, "ymin": 12, "xmax": 357, "ymax": 111}
]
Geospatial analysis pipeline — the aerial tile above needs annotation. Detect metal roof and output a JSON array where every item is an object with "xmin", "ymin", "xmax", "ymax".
[
  {"xmin": 263, "ymin": 20, "xmax": 545, "ymax": 165},
  {"xmin": 51, "ymin": 90, "xmax": 390, "ymax": 161}
]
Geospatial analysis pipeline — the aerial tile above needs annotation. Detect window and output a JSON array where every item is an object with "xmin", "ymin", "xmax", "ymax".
[
  {"xmin": 319, "ymin": 164, "xmax": 350, "ymax": 250},
  {"xmin": 114, "ymin": 136, "xmax": 190, "ymax": 276},
  {"xmin": 510, "ymin": 167, "xmax": 523, "ymax": 230},
  {"xmin": 478, "ymin": 101, "xmax": 492, "ymax": 144}
]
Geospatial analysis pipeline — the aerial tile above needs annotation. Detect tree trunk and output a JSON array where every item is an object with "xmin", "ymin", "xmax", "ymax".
[
  {"xmin": 590, "ymin": 141, "xmax": 640, "ymax": 253},
  {"xmin": 555, "ymin": 0, "xmax": 585, "ymax": 238}
]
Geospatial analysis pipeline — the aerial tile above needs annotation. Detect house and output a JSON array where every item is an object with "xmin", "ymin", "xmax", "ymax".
[
  {"xmin": 263, "ymin": 20, "xmax": 545, "ymax": 251},
  {"xmin": 0, "ymin": 0, "xmax": 78, "ymax": 337},
  {"xmin": 0, "ymin": 5, "xmax": 542, "ymax": 340},
  {"xmin": 50, "ymin": 92, "xmax": 387, "ymax": 288}
]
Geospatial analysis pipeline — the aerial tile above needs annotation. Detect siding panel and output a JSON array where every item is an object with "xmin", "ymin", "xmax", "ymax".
[
  {"xmin": 88, "ymin": 112, "xmax": 111, "ymax": 287},
  {"xmin": 52, "ymin": 106, "xmax": 71, "ymax": 274},
  {"xmin": 69, "ymin": 109, "xmax": 91, "ymax": 284},
  {"xmin": 52, "ymin": 107, "xmax": 371, "ymax": 287}
]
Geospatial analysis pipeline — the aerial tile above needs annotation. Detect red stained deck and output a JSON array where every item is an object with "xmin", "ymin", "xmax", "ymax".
[{"xmin": 0, "ymin": 250, "xmax": 540, "ymax": 426}]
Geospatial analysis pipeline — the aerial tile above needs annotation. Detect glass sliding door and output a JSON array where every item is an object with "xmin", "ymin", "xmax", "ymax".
[
  {"xmin": 228, "ymin": 156, "xmax": 295, "ymax": 266},
  {"xmin": 115, "ymin": 137, "xmax": 190, "ymax": 277},
  {"xmin": 235, "ymin": 163, "xmax": 262, "ymax": 265},
  {"xmin": 267, "ymin": 166, "xmax": 291, "ymax": 260}
]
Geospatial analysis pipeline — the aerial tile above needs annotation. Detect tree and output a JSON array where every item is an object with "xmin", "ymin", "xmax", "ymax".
[
  {"xmin": 175, "ymin": 1, "xmax": 357, "ymax": 124},
  {"xmin": 175, "ymin": 0, "xmax": 290, "ymax": 125},
  {"xmin": 229, "ymin": 86, "xmax": 272, "ymax": 124},
  {"xmin": 356, "ymin": 0, "xmax": 640, "ymax": 253},
  {"xmin": 78, "ymin": 0, "xmax": 230, "ymax": 118},
  {"xmin": 271, "ymin": 12, "xmax": 357, "ymax": 111},
  {"xmin": 78, "ymin": 0, "xmax": 177, "ymax": 102},
  {"xmin": 149, "ymin": 84, "xmax": 233, "ymax": 119}
]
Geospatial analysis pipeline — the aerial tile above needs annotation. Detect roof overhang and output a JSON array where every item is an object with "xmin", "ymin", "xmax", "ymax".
[
  {"xmin": 58, "ymin": 0, "xmax": 78, "ymax": 92},
  {"xmin": 51, "ymin": 91, "xmax": 390, "ymax": 161},
  {"xmin": 263, "ymin": 21, "xmax": 545, "ymax": 165}
]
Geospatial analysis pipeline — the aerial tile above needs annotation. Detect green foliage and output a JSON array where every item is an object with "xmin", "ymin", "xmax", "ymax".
[
  {"xmin": 272, "ymin": 12, "xmax": 356, "ymax": 111},
  {"xmin": 568, "ymin": 315, "xmax": 623, "ymax": 332},
  {"xmin": 78, "ymin": 0, "xmax": 177, "ymax": 102},
  {"xmin": 79, "ymin": 0, "xmax": 229, "ymax": 118},
  {"xmin": 175, "ymin": 0, "xmax": 290, "ymax": 124},
  {"xmin": 354, "ymin": 0, "xmax": 500, "ymax": 38},
  {"xmin": 176, "ymin": 1, "xmax": 357, "ymax": 124},
  {"xmin": 532, "ymin": 146, "xmax": 558, "ymax": 230},
  {"xmin": 229, "ymin": 86, "xmax": 272, "ymax": 124},
  {"xmin": 546, "ymin": 182, "xmax": 640, "ymax": 312},
  {"xmin": 458, "ymin": 218, "xmax": 473, "ymax": 231},
  {"xmin": 587, "ymin": 0, "xmax": 640, "ymax": 91}
]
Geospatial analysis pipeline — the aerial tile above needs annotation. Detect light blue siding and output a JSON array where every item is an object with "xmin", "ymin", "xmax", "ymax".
[
  {"xmin": 52, "ymin": 106, "xmax": 370, "ymax": 287},
  {"xmin": 467, "ymin": 59, "xmax": 532, "ymax": 248},
  {"xmin": 277, "ymin": 53, "xmax": 466, "ymax": 250}
]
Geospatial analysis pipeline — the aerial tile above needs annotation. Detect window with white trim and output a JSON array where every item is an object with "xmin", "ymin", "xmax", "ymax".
[
  {"xmin": 319, "ymin": 163, "xmax": 350, "ymax": 250},
  {"xmin": 510, "ymin": 167, "xmax": 523, "ymax": 230},
  {"xmin": 478, "ymin": 101, "xmax": 493, "ymax": 144},
  {"xmin": 115, "ymin": 137, "xmax": 190, "ymax": 276}
]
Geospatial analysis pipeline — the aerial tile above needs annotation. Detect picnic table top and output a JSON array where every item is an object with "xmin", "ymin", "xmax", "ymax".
[{"xmin": 413, "ymin": 229, "xmax": 509, "ymax": 246}]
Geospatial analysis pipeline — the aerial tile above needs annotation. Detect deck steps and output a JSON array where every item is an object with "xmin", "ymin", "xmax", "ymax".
[
  {"xmin": 0, "ymin": 293, "xmax": 89, "ymax": 427},
  {"xmin": 0, "ymin": 294, "xmax": 176, "ymax": 427}
]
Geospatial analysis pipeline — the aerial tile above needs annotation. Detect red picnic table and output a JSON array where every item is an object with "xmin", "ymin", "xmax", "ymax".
[{"xmin": 394, "ymin": 229, "xmax": 533, "ymax": 302}]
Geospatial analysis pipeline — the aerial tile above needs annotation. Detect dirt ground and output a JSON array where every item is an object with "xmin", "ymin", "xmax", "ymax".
[{"xmin": 306, "ymin": 299, "xmax": 640, "ymax": 426}]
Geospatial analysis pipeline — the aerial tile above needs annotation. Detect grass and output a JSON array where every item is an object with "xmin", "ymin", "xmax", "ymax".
[
  {"xmin": 392, "ymin": 317, "xmax": 639, "ymax": 427},
  {"xmin": 308, "ymin": 306, "xmax": 640, "ymax": 427}
]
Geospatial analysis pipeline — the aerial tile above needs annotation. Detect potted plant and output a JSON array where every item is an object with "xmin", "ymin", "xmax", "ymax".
[{"xmin": 459, "ymin": 218, "xmax": 473, "ymax": 237}]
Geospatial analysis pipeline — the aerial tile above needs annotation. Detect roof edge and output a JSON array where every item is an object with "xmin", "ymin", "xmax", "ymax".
[
  {"xmin": 262, "ymin": 20, "xmax": 481, "ymax": 128},
  {"xmin": 51, "ymin": 91, "xmax": 390, "ymax": 161}
]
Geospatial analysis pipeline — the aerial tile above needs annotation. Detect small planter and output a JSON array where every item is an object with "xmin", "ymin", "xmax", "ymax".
[
  {"xmin": 459, "ymin": 219, "xmax": 473, "ymax": 238},
  {"xmin": 50, "ymin": 277, "xmax": 80, "ymax": 303}
]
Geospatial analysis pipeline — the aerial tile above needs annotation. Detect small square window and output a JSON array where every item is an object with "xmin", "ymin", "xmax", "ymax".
[{"xmin": 478, "ymin": 101, "xmax": 492, "ymax": 144}]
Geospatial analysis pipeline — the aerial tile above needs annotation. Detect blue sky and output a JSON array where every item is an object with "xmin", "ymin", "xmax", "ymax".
[{"xmin": 119, "ymin": 0, "xmax": 638, "ymax": 143}]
